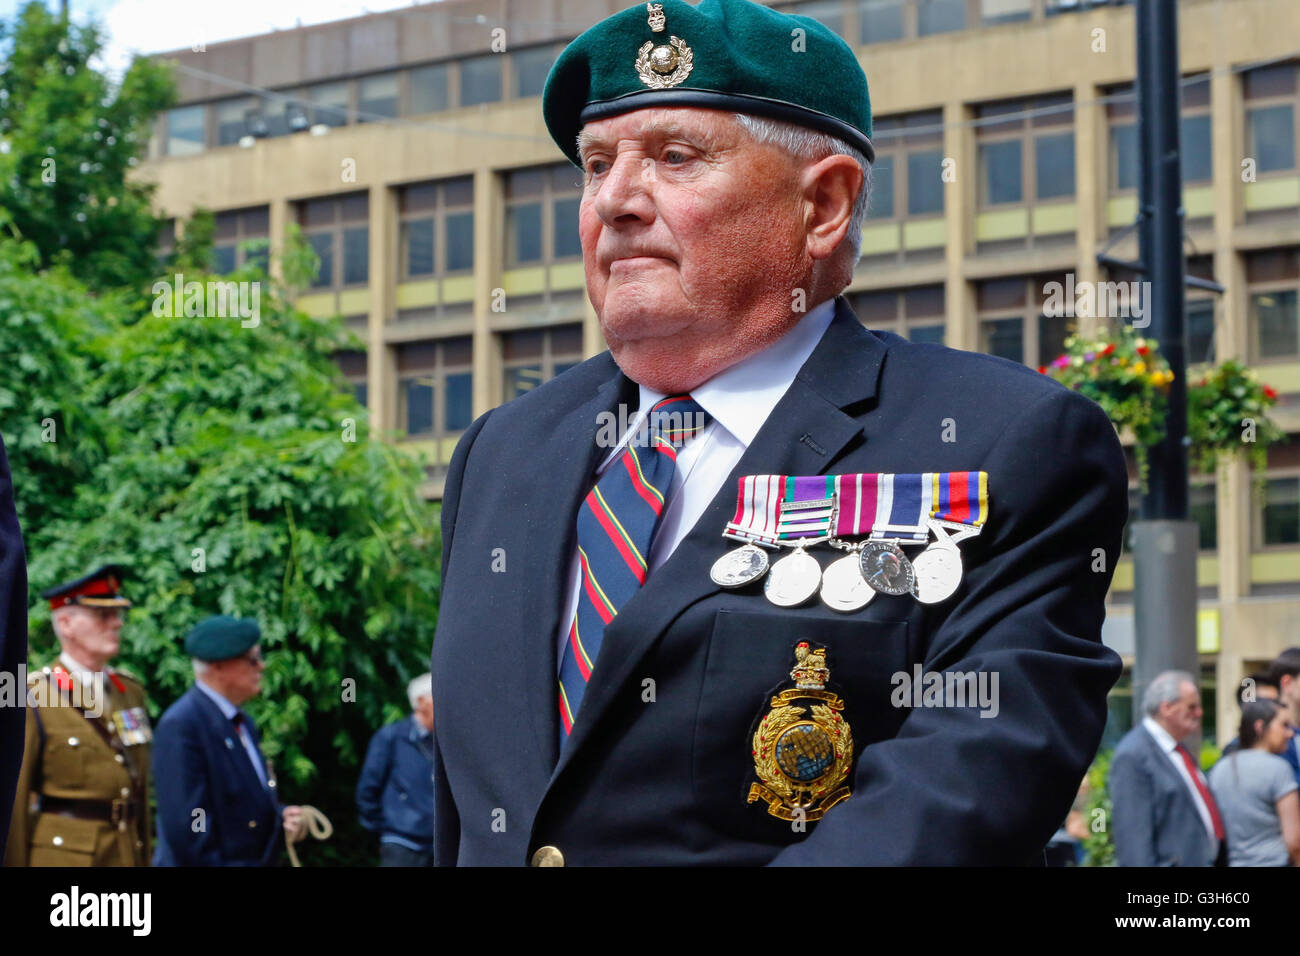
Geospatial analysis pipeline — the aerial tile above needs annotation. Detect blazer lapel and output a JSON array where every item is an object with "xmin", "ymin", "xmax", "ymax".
[
  {"xmin": 190, "ymin": 687, "xmax": 273, "ymax": 803},
  {"xmin": 1141, "ymin": 724, "xmax": 1202, "ymax": 814},
  {"xmin": 522, "ymin": 360, "xmax": 639, "ymax": 773},
  {"xmin": 552, "ymin": 300, "xmax": 889, "ymax": 780}
]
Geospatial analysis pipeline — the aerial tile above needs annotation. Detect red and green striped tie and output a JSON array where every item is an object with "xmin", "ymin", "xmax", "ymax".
[{"xmin": 558, "ymin": 395, "xmax": 711, "ymax": 744}]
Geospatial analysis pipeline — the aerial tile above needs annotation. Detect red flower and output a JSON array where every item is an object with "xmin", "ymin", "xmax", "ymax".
[
  {"xmin": 1101, "ymin": 343, "xmax": 1116, "ymax": 357},
  {"xmin": 1037, "ymin": 365, "xmax": 1047, "ymax": 374},
  {"xmin": 1263, "ymin": 385, "xmax": 1278, "ymax": 401},
  {"xmin": 1137, "ymin": 344, "xmax": 1150, "ymax": 357}
]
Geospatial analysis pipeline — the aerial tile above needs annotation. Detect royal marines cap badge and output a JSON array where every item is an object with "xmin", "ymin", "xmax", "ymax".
[
  {"xmin": 748, "ymin": 642, "xmax": 854, "ymax": 823},
  {"xmin": 635, "ymin": 3, "xmax": 693, "ymax": 90}
]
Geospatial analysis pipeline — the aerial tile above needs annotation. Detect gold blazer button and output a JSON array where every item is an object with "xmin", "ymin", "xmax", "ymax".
[{"xmin": 530, "ymin": 845, "xmax": 564, "ymax": 867}]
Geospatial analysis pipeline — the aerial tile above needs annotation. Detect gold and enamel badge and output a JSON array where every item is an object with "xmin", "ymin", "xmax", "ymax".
[
  {"xmin": 748, "ymin": 642, "xmax": 854, "ymax": 822},
  {"xmin": 636, "ymin": 3, "xmax": 693, "ymax": 89}
]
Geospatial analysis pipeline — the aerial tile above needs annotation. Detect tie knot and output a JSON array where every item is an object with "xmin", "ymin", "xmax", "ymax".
[
  {"xmin": 643, "ymin": 395, "xmax": 711, "ymax": 450},
  {"xmin": 231, "ymin": 712, "xmax": 244, "ymax": 727}
]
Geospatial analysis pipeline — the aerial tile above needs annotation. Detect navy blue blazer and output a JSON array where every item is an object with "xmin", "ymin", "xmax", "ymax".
[
  {"xmin": 153, "ymin": 685, "xmax": 281, "ymax": 866},
  {"xmin": 356, "ymin": 718, "xmax": 436, "ymax": 847},
  {"xmin": 432, "ymin": 298, "xmax": 1126, "ymax": 865},
  {"xmin": 1109, "ymin": 723, "xmax": 1219, "ymax": 866},
  {"xmin": 0, "ymin": 434, "xmax": 25, "ymax": 862}
]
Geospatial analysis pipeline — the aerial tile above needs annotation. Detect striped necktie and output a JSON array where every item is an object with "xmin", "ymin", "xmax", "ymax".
[{"xmin": 558, "ymin": 395, "xmax": 711, "ymax": 744}]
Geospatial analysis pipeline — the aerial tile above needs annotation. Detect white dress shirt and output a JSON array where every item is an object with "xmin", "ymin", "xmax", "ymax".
[
  {"xmin": 1142, "ymin": 716, "xmax": 1220, "ymax": 843},
  {"xmin": 555, "ymin": 298, "xmax": 837, "ymax": 666},
  {"xmin": 196, "ymin": 680, "xmax": 270, "ymax": 790}
]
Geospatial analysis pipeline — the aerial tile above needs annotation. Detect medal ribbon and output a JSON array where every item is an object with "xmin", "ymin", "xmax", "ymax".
[
  {"xmin": 929, "ymin": 471, "xmax": 989, "ymax": 527},
  {"xmin": 725, "ymin": 474, "xmax": 784, "ymax": 545},
  {"xmin": 776, "ymin": 475, "xmax": 835, "ymax": 541}
]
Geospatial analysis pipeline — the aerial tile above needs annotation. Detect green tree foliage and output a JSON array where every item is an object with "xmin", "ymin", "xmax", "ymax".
[{"xmin": 0, "ymin": 1, "xmax": 174, "ymax": 291}]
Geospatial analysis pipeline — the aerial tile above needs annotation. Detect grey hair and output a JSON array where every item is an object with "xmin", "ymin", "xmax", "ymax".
[
  {"xmin": 1143, "ymin": 670, "xmax": 1197, "ymax": 716},
  {"xmin": 192, "ymin": 658, "xmax": 211, "ymax": 677},
  {"xmin": 732, "ymin": 113, "xmax": 872, "ymax": 262},
  {"xmin": 407, "ymin": 672, "xmax": 433, "ymax": 710}
]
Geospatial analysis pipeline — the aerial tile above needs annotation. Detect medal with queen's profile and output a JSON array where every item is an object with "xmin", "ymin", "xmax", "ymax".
[{"xmin": 710, "ymin": 543, "xmax": 770, "ymax": 589}]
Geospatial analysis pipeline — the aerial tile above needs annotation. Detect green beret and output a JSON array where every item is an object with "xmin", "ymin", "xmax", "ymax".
[
  {"xmin": 543, "ymin": 0, "xmax": 874, "ymax": 167},
  {"xmin": 185, "ymin": 615, "xmax": 261, "ymax": 662}
]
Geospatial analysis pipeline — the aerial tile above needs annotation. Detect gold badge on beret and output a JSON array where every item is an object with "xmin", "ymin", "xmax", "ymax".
[
  {"xmin": 636, "ymin": 3, "xmax": 693, "ymax": 90},
  {"xmin": 748, "ymin": 642, "xmax": 854, "ymax": 822}
]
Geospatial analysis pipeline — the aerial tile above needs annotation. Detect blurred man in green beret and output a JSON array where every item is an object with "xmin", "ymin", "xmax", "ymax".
[
  {"xmin": 152, "ymin": 615, "xmax": 302, "ymax": 865},
  {"xmin": 432, "ymin": 0, "xmax": 1126, "ymax": 865}
]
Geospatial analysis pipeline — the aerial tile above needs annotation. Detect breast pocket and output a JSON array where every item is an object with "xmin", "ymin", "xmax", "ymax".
[{"xmin": 691, "ymin": 608, "xmax": 911, "ymax": 841}]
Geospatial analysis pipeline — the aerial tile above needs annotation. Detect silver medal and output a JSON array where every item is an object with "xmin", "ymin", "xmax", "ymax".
[
  {"xmin": 763, "ymin": 548, "xmax": 822, "ymax": 607},
  {"xmin": 857, "ymin": 541, "xmax": 916, "ymax": 597},
  {"xmin": 911, "ymin": 543, "xmax": 963, "ymax": 605},
  {"xmin": 819, "ymin": 553, "xmax": 876, "ymax": 612},
  {"xmin": 710, "ymin": 543, "xmax": 770, "ymax": 588}
]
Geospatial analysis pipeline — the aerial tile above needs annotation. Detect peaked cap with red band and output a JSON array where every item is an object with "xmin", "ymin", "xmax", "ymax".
[{"xmin": 41, "ymin": 564, "xmax": 132, "ymax": 610}]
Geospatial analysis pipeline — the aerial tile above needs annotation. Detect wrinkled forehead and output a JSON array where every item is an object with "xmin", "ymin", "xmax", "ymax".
[{"xmin": 575, "ymin": 106, "xmax": 757, "ymax": 159}]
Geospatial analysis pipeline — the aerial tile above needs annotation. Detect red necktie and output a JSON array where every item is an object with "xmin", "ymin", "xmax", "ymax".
[{"xmin": 1176, "ymin": 743, "xmax": 1225, "ymax": 840}]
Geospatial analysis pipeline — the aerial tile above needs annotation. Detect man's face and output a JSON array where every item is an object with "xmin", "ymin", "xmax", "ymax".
[
  {"xmin": 1280, "ymin": 673, "xmax": 1300, "ymax": 711},
  {"xmin": 57, "ymin": 606, "xmax": 123, "ymax": 664},
  {"xmin": 576, "ymin": 107, "xmax": 813, "ymax": 392},
  {"xmin": 1159, "ymin": 681, "xmax": 1203, "ymax": 742},
  {"xmin": 216, "ymin": 644, "xmax": 264, "ymax": 705}
]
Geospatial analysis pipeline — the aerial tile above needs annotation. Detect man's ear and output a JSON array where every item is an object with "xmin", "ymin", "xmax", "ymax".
[{"xmin": 801, "ymin": 154, "xmax": 864, "ymax": 262}]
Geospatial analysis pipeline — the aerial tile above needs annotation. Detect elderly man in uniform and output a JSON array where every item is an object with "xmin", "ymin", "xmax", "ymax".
[
  {"xmin": 431, "ymin": 0, "xmax": 1127, "ymax": 866},
  {"xmin": 4, "ymin": 566, "xmax": 152, "ymax": 867},
  {"xmin": 153, "ymin": 615, "xmax": 302, "ymax": 866}
]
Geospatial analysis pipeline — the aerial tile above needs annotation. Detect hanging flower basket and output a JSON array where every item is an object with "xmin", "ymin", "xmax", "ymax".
[
  {"xmin": 1040, "ymin": 325, "xmax": 1173, "ymax": 489},
  {"xmin": 1187, "ymin": 360, "xmax": 1284, "ymax": 478}
]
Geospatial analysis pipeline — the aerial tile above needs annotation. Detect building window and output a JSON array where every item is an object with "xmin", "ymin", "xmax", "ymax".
[
  {"xmin": 513, "ymin": 46, "xmax": 558, "ymax": 99},
  {"xmin": 299, "ymin": 193, "xmax": 369, "ymax": 290},
  {"xmin": 773, "ymin": 1, "xmax": 846, "ymax": 37},
  {"xmin": 1189, "ymin": 482, "xmax": 1217, "ymax": 552},
  {"xmin": 858, "ymin": 0, "xmax": 904, "ymax": 43},
  {"xmin": 980, "ymin": 0, "xmax": 1031, "ymax": 26},
  {"xmin": 870, "ymin": 110, "xmax": 945, "ymax": 221},
  {"xmin": 305, "ymin": 82, "xmax": 350, "ymax": 127},
  {"xmin": 165, "ymin": 105, "xmax": 206, "ymax": 156},
  {"xmin": 334, "ymin": 349, "xmax": 368, "ymax": 407},
  {"xmin": 1107, "ymin": 74, "xmax": 1212, "ymax": 193},
  {"xmin": 396, "ymin": 338, "xmax": 473, "ymax": 438},
  {"xmin": 976, "ymin": 273, "xmax": 1072, "ymax": 367},
  {"xmin": 1244, "ymin": 62, "xmax": 1298, "ymax": 175},
  {"xmin": 918, "ymin": 0, "xmax": 966, "ymax": 36},
  {"xmin": 460, "ymin": 56, "xmax": 502, "ymax": 107},
  {"xmin": 400, "ymin": 177, "xmax": 475, "ymax": 279},
  {"xmin": 213, "ymin": 206, "xmax": 270, "ymax": 273},
  {"xmin": 976, "ymin": 94, "xmax": 1075, "ymax": 208},
  {"xmin": 501, "ymin": 324, "xmax": 585, "ymax": 401},
  {"xmin": 504, "ymin": 165, "xmax": 584, "ymax": 268},
  {"xmin": 1246, "ymin": 248, "xmax": 1300, "ymax": 361},
  {"xmin": 409, "ymin": 64, "xmax": 450, "ymax": 115},
  {"xmin": 847, "ymin": 284, "xmax": 946, "ymax": 344},
  {"xmin": 214, "ymin": 98, "xmax": 254, "ymax": 146},
  {"xmin": 358, "ymin": 74, "xmax": 399, "ymax": 122},
  {"xmin": 1261, "ymin": 475, "xmax": 1300, "ymax": 547}
]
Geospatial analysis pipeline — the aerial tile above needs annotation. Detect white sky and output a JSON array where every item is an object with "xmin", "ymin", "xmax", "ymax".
[{"xmin": 0, "ymin": 0, "xmax": 427, "ymax": 78}]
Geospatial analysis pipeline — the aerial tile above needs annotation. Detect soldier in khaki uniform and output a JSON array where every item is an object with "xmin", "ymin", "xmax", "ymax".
[{"xmin": 3, "ymin": 566, "xmax": 152, "ymax": 866}]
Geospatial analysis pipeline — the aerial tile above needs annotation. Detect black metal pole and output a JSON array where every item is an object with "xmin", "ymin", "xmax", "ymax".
[{"xmin": 1130, "ymin": 0, "xmax": 1199, "ymax": 738}]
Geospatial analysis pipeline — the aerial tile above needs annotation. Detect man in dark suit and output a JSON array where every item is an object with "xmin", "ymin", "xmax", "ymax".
[
  {"xmin": 0, "ymin": 433, "xmax": 27, "ymax": 861},
  {"xmin": 153, "ymin": 616, "xmax": 301, "ymax": 866},
  {"xmin": 1110, "ymin": 670, "xmax": 1225, "ymax": 866},
  {"xmin": 356, "ymin": 672, "xmax": 436, "ymax": 866},
  {"xmin": 431, "ymin": 0, "xmax": 1126, "ymax": 866}
]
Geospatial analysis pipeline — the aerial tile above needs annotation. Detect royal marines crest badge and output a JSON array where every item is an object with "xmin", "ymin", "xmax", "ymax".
[
  {"xmin": 748, "ymin": 642, "xmax": 854, "ymax": 822},
  {"xmin": 635, "ymin": 3, "xmax": 693, "ymax": 89}
]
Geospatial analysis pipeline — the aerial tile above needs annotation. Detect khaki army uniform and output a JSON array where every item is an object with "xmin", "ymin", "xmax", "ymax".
[{"xmin": 3, "ymin": 666, "xmax": 153, "ymax": 866}]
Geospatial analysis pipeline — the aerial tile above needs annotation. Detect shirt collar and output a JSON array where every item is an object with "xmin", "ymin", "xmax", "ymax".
[
  {"xmin": 59, "ymin": 651, "xmax": 105, "ymax": 680},
  {"xmin": 195, "ymin": 679, "xmax": 239, "ymax": 721},
  {"xmin": 635, "ymin": 298, "xmax": 837, "ymax": 450},
  {"xmin": 1142, "ymin": 716, "xmax": 1180, "ymax": 754},
  {"xmin": 410, "ymin": 715, "xmax": 432, "ymax": 741}
]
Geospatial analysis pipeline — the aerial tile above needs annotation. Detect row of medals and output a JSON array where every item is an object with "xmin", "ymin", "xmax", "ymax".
[{"xmin": 709, "ymin": 517, "xmax": 974, "ymax": 612}]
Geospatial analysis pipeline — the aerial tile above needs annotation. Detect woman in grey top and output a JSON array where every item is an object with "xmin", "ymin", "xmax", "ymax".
[{"xmin": 1208, "ymin": 699, "xmax": 1300, "ymax": 866}]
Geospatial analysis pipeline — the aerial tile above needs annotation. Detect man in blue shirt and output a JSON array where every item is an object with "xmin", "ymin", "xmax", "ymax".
[{"xmin": 356, "ymin": 673, "xmax": 435, "ymax": 866}]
